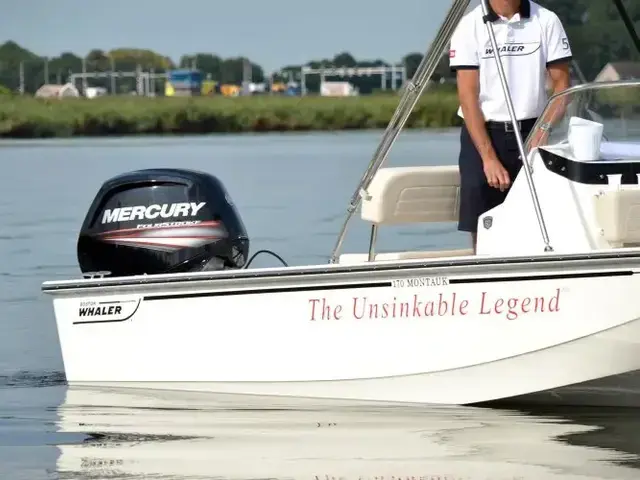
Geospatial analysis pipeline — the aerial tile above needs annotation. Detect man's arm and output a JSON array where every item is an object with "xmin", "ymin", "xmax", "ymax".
[
  {"xmin": 450, "ymin": 16, "xmax": 510, "ymax": 190},
  {"xmin": 543, "ymin": 62, "xmax": 571, "ymax": 125},
  {"xmin": 528, "ymin": 13, "xmax": 573, "ymax": 150},
  {"xmin": 541, "ymin": 12, "xmax": 573, "ymax": 127},
  {"xmin": 457, "ymin": 69, "xmax": 494, "ymax": 162}
]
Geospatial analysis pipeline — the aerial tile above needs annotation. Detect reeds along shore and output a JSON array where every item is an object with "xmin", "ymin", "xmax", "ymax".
[{"xmin": 0, "ymin": 90, "xmax": 463, "ymax": 138}]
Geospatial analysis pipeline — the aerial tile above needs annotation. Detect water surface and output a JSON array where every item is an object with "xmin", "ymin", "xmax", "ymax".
[{"xmin": 1, "ymin": 130, "xmax": 639, "ymax": 479}]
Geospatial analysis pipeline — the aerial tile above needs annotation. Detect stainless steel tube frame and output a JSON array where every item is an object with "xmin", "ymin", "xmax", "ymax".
[
  {"xmin": 480, "ymin": 0, "xmax": 553, "ymax": 252},
  {"xmin": 329, "ymin": 0, "xmax": 472, "ymax": 263}
]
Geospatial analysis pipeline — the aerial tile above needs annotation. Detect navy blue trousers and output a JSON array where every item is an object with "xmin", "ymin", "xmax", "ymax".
[{"xmin": 457, "ymin": 122, "xmax": 534, "ymax": 233}]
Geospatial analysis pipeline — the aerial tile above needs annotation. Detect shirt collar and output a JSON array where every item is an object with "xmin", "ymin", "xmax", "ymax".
[{"xmin": 485, "ymin": 0, "xmax": 531, "ymax": 22}]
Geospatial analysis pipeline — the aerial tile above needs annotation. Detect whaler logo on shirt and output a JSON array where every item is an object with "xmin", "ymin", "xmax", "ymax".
[{"xmin": 482, "ymin": 42, "xmax": 540, "ymax": 59}]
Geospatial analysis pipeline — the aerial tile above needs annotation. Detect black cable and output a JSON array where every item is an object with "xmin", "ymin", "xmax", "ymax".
[
  {"xmin": 612, "ymin": 0, "xmax": 640, "ymax": 56},
  {"xmin": 243, "ymin": 249, "xmax": 289, "ymax": 268}
]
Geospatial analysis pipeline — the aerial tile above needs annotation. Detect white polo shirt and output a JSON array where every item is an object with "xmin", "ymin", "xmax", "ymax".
[{"xmin": 449, "ymin": 0, "xmax": 572, "ymax": 122}]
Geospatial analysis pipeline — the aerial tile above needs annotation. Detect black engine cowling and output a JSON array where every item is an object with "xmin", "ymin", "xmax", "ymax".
[{"xmin": 77, "ymin": 168, "xmax": 249, "ymax": 277}]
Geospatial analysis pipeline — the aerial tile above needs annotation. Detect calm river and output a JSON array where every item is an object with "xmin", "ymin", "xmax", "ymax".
[{"xmin": 1, "ymin": 130, "xmax": 639, "ymax": 479}]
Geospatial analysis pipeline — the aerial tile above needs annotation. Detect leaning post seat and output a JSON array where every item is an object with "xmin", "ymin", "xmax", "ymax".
[
  {"xmin": 349, "ymin": 165, "xmax": 469, "ymax": 263},
  {"xmin": 593, "ymin": 182, "xmax": 640, "ymax": 248},
  {"xmin": 361, "ymin": 166, "xmax": 461, "ymax": 225}
]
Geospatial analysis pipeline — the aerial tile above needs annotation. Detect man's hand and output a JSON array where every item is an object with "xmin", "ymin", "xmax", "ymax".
[{"xmin": 483, "ymin": 156, "xmax": 511, "ymax": 191}]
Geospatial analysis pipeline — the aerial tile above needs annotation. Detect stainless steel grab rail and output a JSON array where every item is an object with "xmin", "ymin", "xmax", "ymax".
[
  {"xmin": 479, "ymin": 0, "xmax": 553, "ymax": 252},
  {"xmin": 328, "ymin": 0, "xmax": 472, "ymax": 263}
]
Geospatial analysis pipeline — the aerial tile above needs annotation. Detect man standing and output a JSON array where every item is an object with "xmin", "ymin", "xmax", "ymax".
[{"xmin": 449, "ymin": 0, "xmax": 572, "ymax": 250}]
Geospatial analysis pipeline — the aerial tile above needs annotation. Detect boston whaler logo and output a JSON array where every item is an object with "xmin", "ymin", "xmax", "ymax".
[
  {"xmin": 482, "ymin": 42, "xmax": 540, "ymax": 59},
  {"xmin": 101, "ymin": 202, "xmax": 206, "ymax": 224},
  {"xmin": 75, "ymin": 298, "xmax": 141, "ymax": 325}
]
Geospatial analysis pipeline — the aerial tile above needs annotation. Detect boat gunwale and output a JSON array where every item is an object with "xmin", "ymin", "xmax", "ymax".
[{"xmin": 41, "ymin": 248, "xmax": 640, "ymax": 294}]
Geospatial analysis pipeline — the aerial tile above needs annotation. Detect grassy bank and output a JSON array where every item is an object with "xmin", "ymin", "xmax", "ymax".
[{"xmin": 0, "ymin": 90, "xmax": 462, "ymax": 138}]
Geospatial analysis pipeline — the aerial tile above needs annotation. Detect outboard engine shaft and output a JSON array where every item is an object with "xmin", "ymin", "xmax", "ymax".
[{"xmin": 77, "ymin": 168, "xmax": 249, "ymax": 277}]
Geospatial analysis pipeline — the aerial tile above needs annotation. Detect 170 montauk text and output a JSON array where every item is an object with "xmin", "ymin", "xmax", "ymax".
[{"xmin": 308, "ymin": 290, "xmax": 562, "ymax": 321}]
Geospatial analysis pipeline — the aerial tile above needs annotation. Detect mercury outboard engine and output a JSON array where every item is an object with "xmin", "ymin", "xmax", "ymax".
[{"xmin": 77, "ymin": 168, "xmax": 249, "ymax": 277}]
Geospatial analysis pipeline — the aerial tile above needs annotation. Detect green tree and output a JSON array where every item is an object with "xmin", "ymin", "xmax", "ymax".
[{"xmin": 543, "ymin": 0, "xmax": 640, "ymax": 79}]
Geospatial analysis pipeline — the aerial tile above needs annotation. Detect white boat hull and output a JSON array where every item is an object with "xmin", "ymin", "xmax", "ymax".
[
  {"xmin": 39, "ymin": 0, "xmax": 640, "ymax": 410},
  {"xmin": 45, "ymin": 252, "xmax": 640, "ymax": 407}
]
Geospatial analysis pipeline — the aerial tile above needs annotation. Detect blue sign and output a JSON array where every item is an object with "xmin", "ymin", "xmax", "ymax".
[{"xmin": 168, "ymin": 69, "xmax": 203, "ymax": 89}]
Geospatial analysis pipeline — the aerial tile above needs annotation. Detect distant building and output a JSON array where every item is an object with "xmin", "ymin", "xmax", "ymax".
[
  {"xmin": 594, "ymin": 61, "xmax": 640, "ymax": 82},
  {"xmin": 85, "ymin": 86, "xmax": 107, "ymax": 99},
  {"xmin": 320, "ymin": 81, "xmax": 358, "ymax": 97},
  {"xmin": 35, "ymin": 83, "xmax": 80, "ymax": 98}
]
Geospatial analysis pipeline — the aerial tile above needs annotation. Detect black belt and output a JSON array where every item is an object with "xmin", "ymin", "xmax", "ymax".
[{"xmin": 486, "ymin": 118, "xmax": 538, "ymax": 132}]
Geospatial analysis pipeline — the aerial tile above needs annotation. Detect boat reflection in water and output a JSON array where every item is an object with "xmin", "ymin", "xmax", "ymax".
[{"xmin": 54, "ymin": 387, "xmax": 640, "ymax": 480}]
